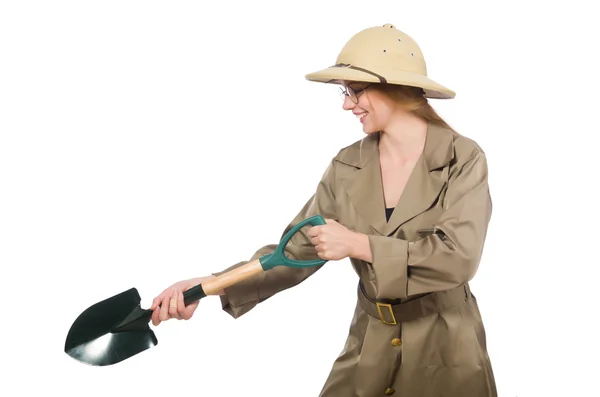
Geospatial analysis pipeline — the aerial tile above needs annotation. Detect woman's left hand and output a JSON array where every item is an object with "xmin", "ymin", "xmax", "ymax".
[{"xmin": 307, "ymin": 219, "xmax": 358, "ymax": 261}]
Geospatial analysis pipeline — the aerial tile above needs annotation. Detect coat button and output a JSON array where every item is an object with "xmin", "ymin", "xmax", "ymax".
[
  {"xmin": 384, "ymin": 387, "xmax": 395, "ymax": 395},
  {"xmin": 391, "ymin": 338, "xmax": 402, "ymax": 346}
]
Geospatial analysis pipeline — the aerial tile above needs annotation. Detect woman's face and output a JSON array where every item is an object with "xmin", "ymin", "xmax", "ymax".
[{"xmin": 341, "ymin": 82, "xmax": 403, "ymax": 134}]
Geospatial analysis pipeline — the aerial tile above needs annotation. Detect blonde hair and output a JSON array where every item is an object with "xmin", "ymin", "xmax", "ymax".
[{"xmin": 376, "ymin": 83, "xmax": 456, "ymax": 132}]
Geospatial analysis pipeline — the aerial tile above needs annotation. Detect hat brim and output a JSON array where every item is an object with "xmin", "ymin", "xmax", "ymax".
[{"xmin": 305, "ymin": 65, "xmax": 455, "ymax": 99}]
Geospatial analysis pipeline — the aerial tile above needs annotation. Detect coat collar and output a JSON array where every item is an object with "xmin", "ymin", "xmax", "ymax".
[{"xmin": 338, "ymin": 122, "xmax": 455, "ymax": 236}]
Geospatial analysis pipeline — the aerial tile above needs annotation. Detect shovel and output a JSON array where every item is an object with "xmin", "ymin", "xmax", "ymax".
[{"xmin": 64, "ymin": 215, "xmax": 328, "ymax": 367}]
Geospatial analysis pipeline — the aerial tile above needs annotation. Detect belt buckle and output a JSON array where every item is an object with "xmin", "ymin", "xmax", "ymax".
[{"xmin": 376, "ymin": 302, "xmax": 397, "ymax": 325}]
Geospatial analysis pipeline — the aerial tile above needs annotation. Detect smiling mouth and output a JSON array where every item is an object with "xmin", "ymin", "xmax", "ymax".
[{"xmin": 355, "ymin": 112, "xmax": 368, "ymax": 123}]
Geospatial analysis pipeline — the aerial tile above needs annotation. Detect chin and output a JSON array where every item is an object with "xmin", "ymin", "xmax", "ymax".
[{"xmin": 362, "ymin": 125, "xmax": 378, "ymax": 135}]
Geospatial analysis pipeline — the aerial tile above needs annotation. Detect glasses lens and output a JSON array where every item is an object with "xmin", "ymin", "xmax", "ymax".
[
  {"xmin": 339, "ymin": 86, "xmax": 359, "ymax": 103},
  {"xmin": 348, "ymin": 87, "xmax": 358, "ymax": 103}
]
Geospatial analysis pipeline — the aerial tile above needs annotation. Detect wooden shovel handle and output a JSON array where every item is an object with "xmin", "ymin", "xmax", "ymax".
[{"xmin": 201, "ymin": 259, "xmax": 264, "ymax": 296}]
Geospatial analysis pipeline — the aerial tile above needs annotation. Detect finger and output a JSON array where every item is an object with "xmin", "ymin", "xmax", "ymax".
[
  {"xmin": 151, "ymin": 296, "xmax": 161, "ymax": 311},
  {"xmin": 151, "ymin": 290, "xmax": 170, "ymax": 310},
  {"xmin": 307, "ymin": 225, "xmax": 322, "ymax": 237},
  {"xmin": 177, "ymin": 290, "xmax": 187, "ymax": 319},
  {"xmin": 159, "ymin": 296, "xmax": 171, "ymax": 321},
  {"xmin": 151, "ymin": 307, "xmax": 161, "ymax": 326},
  {"xmin": 177, "ymin": 291, "xmax": 193, "ymax": 320},
  {"xmin": 168, "ymin": 290, "xmax": 181, "ymax": 320},
  {"xmin": 174, "ymin": 293, "xmax": 183, "ymax": 320}
]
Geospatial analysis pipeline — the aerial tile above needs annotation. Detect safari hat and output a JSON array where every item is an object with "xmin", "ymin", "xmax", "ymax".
[{"xmin": 305, "ymin": 23, "xmax": 455, "ymax": 99}]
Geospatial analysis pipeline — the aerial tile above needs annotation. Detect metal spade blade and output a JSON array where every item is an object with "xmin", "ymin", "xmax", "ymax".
[{"xmin": 64, "ymin": 288, "xmax": 158, "ymax": 366}]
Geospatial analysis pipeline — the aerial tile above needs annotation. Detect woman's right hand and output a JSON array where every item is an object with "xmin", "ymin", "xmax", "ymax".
[{"xmin": 150, "ymin": 275, "xmax": 220, "ymax": 326}]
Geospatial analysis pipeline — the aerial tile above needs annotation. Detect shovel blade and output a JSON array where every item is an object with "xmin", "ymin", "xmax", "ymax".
[{"xmin": 64, "ymin": 287, "xmax": 157, "ymax": 366}]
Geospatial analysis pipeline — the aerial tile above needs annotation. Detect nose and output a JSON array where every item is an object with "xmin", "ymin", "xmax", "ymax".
[{"xmin": 342, "ymin": 95, "xmax": 355, "ymax": 111}]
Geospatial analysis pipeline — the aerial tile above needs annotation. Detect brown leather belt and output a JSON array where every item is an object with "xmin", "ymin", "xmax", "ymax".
[{"xmin": 357, "ymin": 281, "xmax": 472, "ymax": 325}]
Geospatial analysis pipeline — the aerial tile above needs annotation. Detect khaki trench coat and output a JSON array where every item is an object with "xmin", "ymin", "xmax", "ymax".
[{"xmin": 213, "ymin": 122, "xmax": 497, "ymax": 397}]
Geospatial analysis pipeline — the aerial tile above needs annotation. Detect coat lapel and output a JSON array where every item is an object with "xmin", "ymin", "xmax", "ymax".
[
  {"xmin": 385, "ymin": 122, "xmax": 454, "ymax": 235},
  {"xmin": 339, "ymin": 134, "xmax": 388, "ymax": 235},
  {"xmin": 340, "ymin": 122, "xmax": 454, "ymax": 237}
]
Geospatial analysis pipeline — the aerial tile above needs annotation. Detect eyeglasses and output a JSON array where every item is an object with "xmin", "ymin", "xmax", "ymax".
[{"xmin": 339, "ymin": 85, "xmax": 370, "ymax": 104}]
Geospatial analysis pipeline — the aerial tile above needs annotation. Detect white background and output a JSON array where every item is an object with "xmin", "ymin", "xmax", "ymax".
[{"xmin": 1, "ymin": 1, "xmax": 598, "ymax": 396}]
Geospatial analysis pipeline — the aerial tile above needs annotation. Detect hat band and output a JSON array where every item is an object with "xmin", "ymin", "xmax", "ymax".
[{"xmin": 328, "ymin": 63, "xmax": 388, "ymax": 83}]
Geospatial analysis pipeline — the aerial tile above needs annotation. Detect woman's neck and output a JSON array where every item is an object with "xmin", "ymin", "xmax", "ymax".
[{"xmin": 378, "ymin": 117, "xmax": 428, "ymax": 163}]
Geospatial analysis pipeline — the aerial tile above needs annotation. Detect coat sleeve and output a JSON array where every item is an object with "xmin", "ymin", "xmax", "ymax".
[
  {"xmin": 367, "ymin": 150, "xmax": 492, "ymax": 299},
  {"xmin": 211, "ymin": 159, "xmax": 338, "ymax": 318}
]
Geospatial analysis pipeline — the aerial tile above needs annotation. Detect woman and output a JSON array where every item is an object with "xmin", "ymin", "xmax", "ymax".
[{"xmin": 151, "ymin": 24, "xmax": 497, "ymax": 397}]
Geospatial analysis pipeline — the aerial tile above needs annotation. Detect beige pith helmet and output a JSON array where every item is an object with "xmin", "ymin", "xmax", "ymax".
[{"xmin": 305, "ymin": 23, "xmax": 455, "ymax": 99}]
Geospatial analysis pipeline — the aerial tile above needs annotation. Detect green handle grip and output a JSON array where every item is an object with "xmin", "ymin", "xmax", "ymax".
[{"xmin": 259, "ymin": 215, "xmax": 328, "ymax": 271}]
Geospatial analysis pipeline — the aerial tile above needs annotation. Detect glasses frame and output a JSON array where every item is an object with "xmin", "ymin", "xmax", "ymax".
[{"xmin": 339, "ymin": 84, "xmax": 371, "ymax": 104}]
